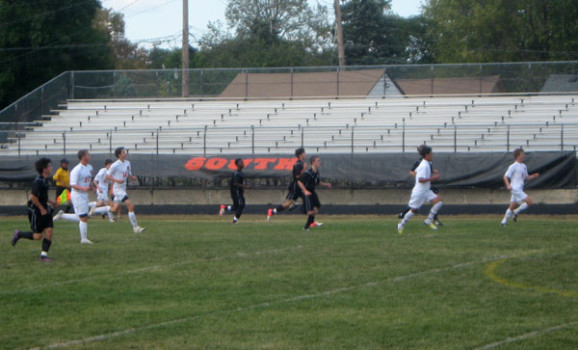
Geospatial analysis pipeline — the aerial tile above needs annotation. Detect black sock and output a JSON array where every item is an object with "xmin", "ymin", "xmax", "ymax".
[
  {"xmin": 305, "ymin": 215, "xmax": 315, "ymax": 229},
  {"xmin": 399, "ymin": 207, "xmax": 410, "ymax": 218},
  {"xmin": 19, "ymin": 231, "xmax": 34, "ymax": 240},
  {"xmin": 42, "ymin": 238, "xmax": 52, "ymax": 253},
  {"xmin": 275, "ymin": 205, "xmax": 285, "ymax": 213}
]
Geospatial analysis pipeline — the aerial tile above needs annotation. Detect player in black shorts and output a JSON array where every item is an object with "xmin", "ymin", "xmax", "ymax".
[
  {"xmin": 398, "ymin": 145, "xmax": 443, "ymax": 226},
  {"xmin": 267, "ymin": 147, "xmax": 307, "ymax": 221},
  {"xmin": 219, "ymin": 158, "xmax": 250, "ymax": 224},
  {"xmin": 298, "ymin": 155, "xmax": 332, "ymax": 230},
  {"xmin": 12, "ymin": 158, "xmax": 57, "ymax": 261}
]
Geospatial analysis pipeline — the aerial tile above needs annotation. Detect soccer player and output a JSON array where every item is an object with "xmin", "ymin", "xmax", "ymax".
[
  {"xmin": 298, "ymin": 155, "xmax": 332, "ymax": 231},
  {"xmin": 398, "ymin": 145, "xmax": 443, "ymax": 226},
  {"xmin": 12, "ymin": 158, "xmax": 56, "ymax": 261},
  {"xmin": 219, "ymin": 158, "xmax": 250, "ymax": 224},
  {"xmin": 397, "ymin": 146, "xmax": 443, "ymax": 234},
  {"xmin": 267, "ymin": 147, "xmax": 307, "ymax": 221},
  {"xmin": 106, "ymin": 147, "xmax": 145, "ymax": 233},
  {"xmin": 501, "ymin": 148, "xmax": 540, "ymax": 226},
  {"xmin": 93, "ymin": 159, "xmax": 115, "ymax": 223},
  {"xmin": 53, "ymin": 158, "xmax": 72, "ymax": 213}
]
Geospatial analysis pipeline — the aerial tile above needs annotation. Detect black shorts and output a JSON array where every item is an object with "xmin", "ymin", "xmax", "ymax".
[
  {"xmin": 28, "ymin": 208, "xmax": 54, "ymax": 233},
  {"xmin": 230, "ymin": 189, "xmax": 245, "ymax": 207},
  {"xmin": 303, "ymin": 192, "xmax": 321, "ymax": 212},
  {"xmin": 285, "ymin": 190, "xmax": 302, "ymax": 201}
]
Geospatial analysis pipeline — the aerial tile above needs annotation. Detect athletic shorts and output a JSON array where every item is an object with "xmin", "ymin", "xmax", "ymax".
[
  {"xmin": 97, "ymin": 191, "xmax": 110, "ymax": 203},
  {"xmin": 510, "ymin": 189, "xmax": 528, "ymax": 203},
  {"xmin": 113, "ymin": 190, "xmax": 129, "ymax": 203},
  {"xmin": 28, "ymin": 209, "xmax": 53, "ymax": 233},
  {"xmin": 285, "ymin": 190, "xmax": 302, "ymax": 201},
  {"xmin": 408, "ymin": 189, "xmax": 438, "ymax": 210},
  {"xmin": 303, "ymin": 192, "xmax": 321, "ymax": 212},
  {"xmin": 71, "ymin": 191, "xmax": 90, "ymax": 217}
]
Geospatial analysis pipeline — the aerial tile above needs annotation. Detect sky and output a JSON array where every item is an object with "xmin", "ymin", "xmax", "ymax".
[{"xmin": 103, "ymin": 0, "xmax": 424, "ymax": 49}]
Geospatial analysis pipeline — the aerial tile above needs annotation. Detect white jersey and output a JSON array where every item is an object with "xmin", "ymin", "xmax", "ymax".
[
  {"xmin": 70, "ymin": 163, "xmax": 93, "ymax": 197},
  {"xmin": 107, "ymin": 159, "xmax": 132, "ymax": 194},
  {"xmin": 412, "ymin": 159, "xmax": 432, "ymax": 193},
  {"xmin": 505, "ymin": 161, "xmax": 529, "ymax": 191},
  {"xmin": 94, "ymin": 168, "xmax": 110, "ymax": 193}
]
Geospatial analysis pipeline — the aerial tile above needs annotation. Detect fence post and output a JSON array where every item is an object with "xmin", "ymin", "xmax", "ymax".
[
  {"xmin": 109, "ymin": 129, "xmax": 113, "ymax": 155},
  {"xmin": 402, "ymin": 123, "xmax": 405, "ymax": 153},
  {"xmin": 351, "ymin": 125, "xmax": 355, "ymax": 154},
  {"xmin": 17, "ymin": 133, "xmax": 21, "ymax": 158},
  {"xmin": 290, "ymin": 68, "xmax": 294, "ymax": 99},
  {"xmin": 506, "ymin": 125, "xmax": 510, "ymax": 152},
  {"xmin": 62, "ymin": 132, "xmax": 66, "ymax": 155},
  {"xmin": 453, "ymin": 125, "xmax": 457, "ymax": 152},
  {"xmin": 203, "ymin": 125, "xmax": 207, "ymax": 157},
  {"xmin": 244, "ymin": 69, "xmax": 249, "ymax": 101},
  {"xmin": 301, "ymin": 127, "xmax": 305, "ymax": 148},
  {"xmin": 156, "ymin": 128, "xmax": 160, "ymax": 155},
  {"xmin": 561, "ymin": 124, "xmax": 564, "ymax": 152},
  {"xmin": 70, "ymin": 71, "xmax": 75, "ymax": 99},
  {"xmin": 251, "ymin": 125, "xmax": 255, "ymax": 157}
]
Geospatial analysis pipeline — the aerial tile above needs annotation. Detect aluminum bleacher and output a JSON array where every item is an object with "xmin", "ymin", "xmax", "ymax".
[{"xmin": 2, "ymin": 95, "xmax": 577, "ymax": 155}]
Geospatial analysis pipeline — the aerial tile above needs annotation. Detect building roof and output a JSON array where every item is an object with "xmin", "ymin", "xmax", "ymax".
[
  {"xmin": 541, "ymin": 74, "xmax": 578, "ymax": 93},
  {"xmin": 395, "ymin": 75, "xmax": 504, "ymax": 95}
]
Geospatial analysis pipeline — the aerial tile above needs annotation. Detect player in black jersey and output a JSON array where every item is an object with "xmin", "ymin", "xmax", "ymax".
[
  {"xmin": 219, "ymin": 158, "xmax": 250, "ymax": 224},
  {"xmin": 267, "ymin": 147, "xmax": 307, "ymax": 221},
  {"xmin": 12, "ymin": 158, "xmax": 57, "ymax": 261},
  {"xmin": 298, "ymin": 155, "xmax": 332, "ymax": 230},
  {"xmin": 398, "ymin": 145, "xmax": 443, "ymax": 226}
]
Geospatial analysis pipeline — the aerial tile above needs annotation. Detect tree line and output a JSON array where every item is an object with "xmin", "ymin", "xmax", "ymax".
[{"xmin": 1, "ymin": 0, "xmax": 578, "ymax": 109}]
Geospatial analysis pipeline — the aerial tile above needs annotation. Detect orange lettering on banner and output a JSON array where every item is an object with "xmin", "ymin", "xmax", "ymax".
[
  {"xmin": 252, "ymin": 158, "xmax": 277, "ymax": 170},
  {"xmin": 184, "ymin": 157, "xmax": 207, "ymax": 171},
  {"xmin": 274, "ymin": 158, "xmax": 297, "ymax": 170},
  {"xmin": 205, "ymin": 158, "xmax": 228, "ymax": 170}
]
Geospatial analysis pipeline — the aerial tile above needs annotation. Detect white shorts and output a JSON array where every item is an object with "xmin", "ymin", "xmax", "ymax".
[
  {"xmin": 113, "ymin": 190, "xmax": 129, "ymax": 203},
  {"xmin": 510, "ymin": 189, "xmax": 528, "ymax": 203},
  {"xmin": 97, "ymin": 191, "xmax": 110, "ymax": 203},
  {"xmin": 409, "ymin": 189, "xmax": 439, "ymax": 210},
  {"xmin": 71, "ymin": 191, "xmax": 90, "ymax": 217}
]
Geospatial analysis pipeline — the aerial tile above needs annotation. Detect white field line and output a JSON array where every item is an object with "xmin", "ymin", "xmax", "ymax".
[
  {"xmin": 475, "ymin": 321, "xmax": 578, "ymax": 350},
  {"xmin": 34, "ymin": 253, "xmax": 516, "ymax": 350},
  {"xmin": 9, "ymin": 245, "xmax": 304, "ymax": 293}
]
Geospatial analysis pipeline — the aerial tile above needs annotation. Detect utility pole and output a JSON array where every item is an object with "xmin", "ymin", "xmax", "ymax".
[
  {"xmin": 334, "ymin": 0, "xmax": 346, "ymax": 67},
  {"xmin": 182, "ymin": 0, "xmax": 189, "ymax": 97}
]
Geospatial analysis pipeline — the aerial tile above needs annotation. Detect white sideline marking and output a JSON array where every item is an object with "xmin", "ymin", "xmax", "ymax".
[
  {"xmin": 475, "ymin": 321, "xmax": 578, "ymax": 350},
  {"xmin": 34, "ymin": 254, "xmax": 514, "ymax": 350}
]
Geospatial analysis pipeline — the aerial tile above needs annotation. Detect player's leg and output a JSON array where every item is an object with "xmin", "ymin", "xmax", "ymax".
[
  {"xmin": 124, "ymin": 198, "xmax": 145, "ymax": 233},
  {"xmin": 398, "ymin": 192, "xmax": 424, "ymax": 233},
  {"xmin": 512, "ymin": 193, "xmax": 531, "ymax": 221},
  {"xmin": 12, "ymin": 210, "xmax": 39, "ymax": 246},
  {"xmin": 234, "ymin": 194, "xmax": 245, "ymax": 223},
  {"xmin": 501, "ymin": 201, "xmax": 517, "ymax": 226},
  {"xmin": 424, "ymin": 193, "xmax": 443, "ymax": 229},
  {"xmin": 40, "ymin": 226, "xmax": 53, "ymax": 260}
]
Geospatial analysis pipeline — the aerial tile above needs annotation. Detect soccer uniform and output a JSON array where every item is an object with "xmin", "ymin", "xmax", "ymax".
[
  {"xmin": 408, "ymin": 159, "xmax": 438, "ymax": 210},
  {"xmin": 94, "ymin": 167, "xmax": 110, "ymax": 203},
  {"xmin": 28, "ymin": 175, "xmax": 53, "ymax": 233},
  {"xmin": 229, "ymin": 170, "xmax": 246, "ymax": 219},
  {"xmin": 286, "ymin": 160, "xmax": 304, "ymax": 200},
  {"xmin": 107, "ymin": 159, "xmax": 132, "ymax": 203},
  {"xmin": 300, "ymin": 167, "xmax": 321, "ymax": 212},
  {"xmin": 70, "ymin": 163, "xmax": 93, "ymax": 217},
  {"xmin": 505, "ymin": 162, "xmax": 529, "ymax": 203}
]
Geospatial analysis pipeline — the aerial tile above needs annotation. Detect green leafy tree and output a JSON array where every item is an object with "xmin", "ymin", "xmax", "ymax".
[{"xmin": 0, "ymin": 0, "xmax": 114, "ymax": 109}]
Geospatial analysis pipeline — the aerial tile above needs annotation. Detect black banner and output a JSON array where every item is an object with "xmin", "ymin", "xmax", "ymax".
[{"xmin": 0, "ymin": 152, "xmax": 575, "ymax": 189}]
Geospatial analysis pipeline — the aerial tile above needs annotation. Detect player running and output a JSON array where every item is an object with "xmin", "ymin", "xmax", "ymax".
[
  {"xmin": 298, "ymin": 155, "xmax": 332, "ymax": 231},
  {"xmin": 267, "ymin": 147, "xmax": 307, "ymax": 221},
  {"xmin": 397, "ymin": 146, "xmax": 443, "ymax": 234},
  {"xmin": 93, "ymin": 159, "xmax": 115, "ymax": 223},
  {"xmin": 106, "ymin": 147, "xmax": 145, "ymax": 233},
  {"xmin": 12, "ymin": 158, "xmax": 57, "ymax": 261},
  {"xmin": 500, "ymin": 148, "xmax": 539, "ymax": 226},
  {"xmin": 219, "ymin": 158, "xmax": 250, "ymax": 224}
]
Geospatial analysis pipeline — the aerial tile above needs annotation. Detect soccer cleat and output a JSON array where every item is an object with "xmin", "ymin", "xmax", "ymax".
[
  {"xmin": 310, "ymin": 222, "xmax": 323, "ymax": 228},
  {"xmin": 39, "ymin": 255, "xmax": 51, "ymax": 262},
  {"xmin": 53, "ymin": 210, "xmax": 64, "ymax": 221},
  {"xmin": 424, "ymin": 221, "xmax": 438, "ymax": 230},
  {"xmin": 219, "ymin": 204, "xmax": 225, "ymax": 216},
  {"xmin": 512, "ymin": 213, "xmax": 518, "ymax": 222},
  {"xmin": 433, "ymin": 214, "xmax": 443, "ymax": 226},
  {"xmin": 80, "ymin": 239, "xmax": 94, "ymax": 245},
  {"xmin": 11, "ymin": 229, "xmax": 20, "ymax": 246},
  {"xmin": 109, "ymin": 218, "xmax": 116, "ymax": 223},
  {"xmin": 232, "ymin": 217, "xmax": 238, "ymax": 224},
  {"xmin": 267, "ymin": 209, "xmax": 273, "ymax": 221},
  {"xmin": 397, "ymin": 223, "xmax": 404, "ymax": 234},
  {"xmin": 133, "ymin": 226, "xmax": 146, "ymax": 234}
]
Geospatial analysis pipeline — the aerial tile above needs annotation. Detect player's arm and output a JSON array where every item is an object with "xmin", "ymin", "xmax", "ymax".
[
  {"xmin": 106, "ymin": 166, "xmax": 123, "ymax": 184},
  {"xmin": 30, "ymin": 194, "xmax": 48, "ymax": 216},
  {"xmin": 52, "ymin": 168, "xmax": 62, "ymax": 183},
  {"xmin": 418, "ymin": 170, "xmax": 439, "ymax": 183},
  {"xmin": 527, "ymin": 172, "xmax": 540, "ymax": 181},
  {"xmin": 503, "ymin": 175, "xmax": 512, "ymax": 190},
  {"xmin": 319, "ymin": 181, "xmax": 332, "ymax": 189},
  {"xmin": 297, "ymin": 174, "xmax": 311, "ymax": 196}
]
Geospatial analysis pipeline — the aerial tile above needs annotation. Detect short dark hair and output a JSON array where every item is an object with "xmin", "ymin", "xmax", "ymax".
[
  {"xmin": 77, "ymin": 149, "xmax": 89, "ymax": 160},
  {"xmin": 104, "ymin": 159, "xmax": 113, "ymax": 165},
  {"xmin": 310, "ymin": 155, "xmax": 319, "ymax": 164},
  {"xmin": 35, "ymin": 158, "xmax": 51, "ymax": 175},
  {"xmin": 235, "ymin": 158, "xmax": 243, "ymax": 167},
  {"xmin": 417, "ymin": 144, "xmax": 425, "ymax": 155},
  {"xmin": 513, "ymin": 148, "xmax": 524, "ymax": 159},
  {"xmin": 419, "ymin": 146, "xmax": 432, "ymax": 158},
  {"xmin": 295, "ymin": 147, "xmax": 305, "ymax": 158},
  {"xmin": 114, "ymin": 146, "xmax": 125, "ymax": 158}
]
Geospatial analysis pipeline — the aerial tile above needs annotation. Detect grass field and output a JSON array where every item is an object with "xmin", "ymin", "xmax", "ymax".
[{"xmin": 1, "ymin": 214, "xmax": 578, "ymax": 349}]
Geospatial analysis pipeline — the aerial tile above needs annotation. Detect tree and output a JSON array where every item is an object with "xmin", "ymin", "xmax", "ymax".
[{"xmin": 0, "ymin": 0, "xmax": 114, "ymax": 109}]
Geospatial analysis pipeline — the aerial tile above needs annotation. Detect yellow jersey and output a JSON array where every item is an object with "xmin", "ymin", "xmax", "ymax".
[{"xmin": 53, "ymin": 167, "xmax": 70, "ymax": 188}]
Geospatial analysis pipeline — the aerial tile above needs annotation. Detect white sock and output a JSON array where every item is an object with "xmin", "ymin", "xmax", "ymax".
[
  {"xmin": 61, "ymin": 213, "xmax": 80, "ymax": 222},
  {"xmin": 227, "ymin": 205, "xmax": 232, "ymax": 211},
  {"xmin": 93, "ymin": 206, "xmax": 111, "ymax": 215},
  {"xmin": 514, "ymin": 202, "xmax": 528, "ymax": 215},
  {"xmin": 502, "ymin": 209, "xmax": 513, "ymax": 223},
  {"xmin": 128, "ymin": 212, "xmax": 138, "ymax": 228},
  {"xmin": 402, "ymin": 211, "xmax": 415, "ymax": 225},
  {"xmin": 273, "ymin": 208, "xmax": 278, "ymax": 214},
  {"xmin": 428, "ymin": 202, "xmax": 443, "ymax": 221},
  {"xmin": 107, "ymin": 210, "xmax": 115, "ymax": 221},
  {"xmin": 79, "ymin": 221, "xmax": 88, "ymax": 241}
]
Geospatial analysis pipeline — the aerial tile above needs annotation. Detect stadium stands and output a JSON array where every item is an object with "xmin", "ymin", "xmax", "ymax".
[{"xmin": 1, "ymin": 95, "xmax": 577, "ymax": 155}]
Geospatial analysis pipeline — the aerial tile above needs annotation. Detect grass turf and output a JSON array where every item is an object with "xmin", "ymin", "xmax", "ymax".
[{"xmin": 1, "ymin": 214, "xmax": 577, "ymax": 349}]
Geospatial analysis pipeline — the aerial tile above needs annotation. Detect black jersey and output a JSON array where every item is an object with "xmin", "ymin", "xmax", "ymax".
[
  {"xmin": 230, "ymin": 170, "xmax": 244, "ymax": 194},
  {"xmin": 289, "ymin": 159, "xmax": 304, "ymax": 189},
  {"xmin": 299, "ymin": 167, "xmax": 320, "ymax": 193},
  {"xmin": 30, "ymin": 175, "xmax": 50, "ymax": 212},
  {"xmin": 411, "ymin": 159, "xmax": 433, "ymax": 173}
]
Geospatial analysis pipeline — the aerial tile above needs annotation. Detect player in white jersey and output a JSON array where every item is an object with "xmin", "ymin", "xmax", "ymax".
[
  {"xmin": 93, "ymin": 159, "xmax": 115, "ymax": 223},
  {"xmin": 397, "ymin": 146, "xmax": 443, "ymax": 234},
  {"xmin": 501, "ymin": 148, "xmax": 539, "ymax": 226},
  {"xmin": 106, "ymin": 147, "xmax": 145, "ymax": 233}
]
